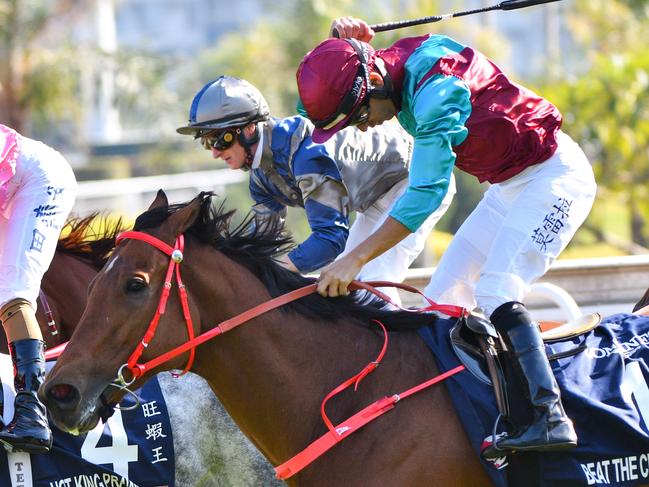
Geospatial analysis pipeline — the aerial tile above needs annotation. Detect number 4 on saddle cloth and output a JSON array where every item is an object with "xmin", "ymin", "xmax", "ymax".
[
  {"xmin": 0, "ymin": 354, "xmax": 174, "ymax": 487},
  {"xmin": 420, "ymin": 312, "xmax": 649, "ymax": 487}
]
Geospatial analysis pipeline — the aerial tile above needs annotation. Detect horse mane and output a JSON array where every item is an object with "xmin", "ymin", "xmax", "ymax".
[
  {"xmin": 57, "ymin": 213, "xmax": 126, "ymax": 270},
  {"xmin": 133, "ymin": 192, "xmax": 437, "ymax": 331}
]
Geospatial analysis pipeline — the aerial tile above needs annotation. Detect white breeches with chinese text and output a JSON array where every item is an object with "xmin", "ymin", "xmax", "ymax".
[{"xmin": 423, "ymin": 131, "xmax": 596, "ymax": 317}]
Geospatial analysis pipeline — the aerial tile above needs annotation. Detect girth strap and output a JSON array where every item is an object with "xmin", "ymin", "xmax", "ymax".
[{"xmin": 274, "ymin": 364, "xmax": 466, "ymax": 480}]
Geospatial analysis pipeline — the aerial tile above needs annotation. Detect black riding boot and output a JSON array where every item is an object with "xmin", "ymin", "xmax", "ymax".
[
  {"xmin": 0, "ymin": 339, "xmax": 52, "ymax": 453},
  {"xmin": 490, "ymin": 302, "xmax": 577, "ymax": 453}
]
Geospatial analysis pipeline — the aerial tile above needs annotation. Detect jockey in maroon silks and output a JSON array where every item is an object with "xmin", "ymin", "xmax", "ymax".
[
  {"xmin": 295, "ymin": 17, "xmax": 597, "ymax": 455},
  {"xmin": 0, "ymin": 125, "xmax": 76, "ymax": 453}
]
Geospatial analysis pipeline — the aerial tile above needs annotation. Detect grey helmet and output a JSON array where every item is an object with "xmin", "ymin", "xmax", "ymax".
[{"xmin": 177, "ymin": 76, "xmax": 270, "ymax": 136}]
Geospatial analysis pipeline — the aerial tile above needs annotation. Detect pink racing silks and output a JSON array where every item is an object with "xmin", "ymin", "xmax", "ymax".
[{"xmin": 0, "ymin": 124, "xmax": 20, "ymax": 205}]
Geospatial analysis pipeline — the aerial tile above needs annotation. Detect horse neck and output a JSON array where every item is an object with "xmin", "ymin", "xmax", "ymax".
[
  {"xmin": 40, "ymin": 251, "xmax": 97, "ymax": 342},
  {"xmin": 186, "ymin": 250, "xmax": 407, "ymax": 465}
]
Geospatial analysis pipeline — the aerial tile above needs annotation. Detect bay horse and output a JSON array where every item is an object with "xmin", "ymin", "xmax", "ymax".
[
  {"xmin": 41, "ymin": 191, "xmax": 491, "ymax": 486},
  {"xmin": 0, "ymin": 214, "xmax": 279, "ymax": 486}
]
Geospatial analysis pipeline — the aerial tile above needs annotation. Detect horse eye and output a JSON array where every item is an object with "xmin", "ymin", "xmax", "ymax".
[{"xmin": 125, "ymin": 277, "xmax": 147, "ymax": 293}]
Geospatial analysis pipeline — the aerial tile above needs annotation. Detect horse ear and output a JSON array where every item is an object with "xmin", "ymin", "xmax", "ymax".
[
  {"xmin": 148, "ymin": 190, "xmax": 169, "ymax": 210},
  {"xmin": 166, "ymin": 195, "xmax": 203, "ymax": 235}
]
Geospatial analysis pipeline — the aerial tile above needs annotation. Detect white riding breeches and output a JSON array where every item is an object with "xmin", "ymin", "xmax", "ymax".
[
  {"xmin": 341, "ymin": 173, "xmax": 456, "ymax": 304},
  {"xmin": 0, "ymin": 136, "xmax": 77, "ymax": 309},
  {"xmin": 424, "ymin": 131, "xmax": 596, "ymax": 317}
]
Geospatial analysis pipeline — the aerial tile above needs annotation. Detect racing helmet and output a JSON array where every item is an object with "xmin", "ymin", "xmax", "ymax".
[
  {"xmin": 177, "ymin": 76, "xmax": 270, "ymax": 136},
  {"xmin": 297, "ymin": 38, "xmax": 394, "ymax": 143}
]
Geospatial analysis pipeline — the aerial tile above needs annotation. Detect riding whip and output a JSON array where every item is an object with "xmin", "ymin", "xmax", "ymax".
[{"xmin": 333, "ymin": 0, "xmax": 562, "ymax": 36}]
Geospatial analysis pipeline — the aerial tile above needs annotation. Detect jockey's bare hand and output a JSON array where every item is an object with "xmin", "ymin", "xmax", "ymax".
[
  {"xmin": 330, "ymin": 17, "xmax": 375, "ymax": 42},
  {"xmin": 317, "ymin": 252, "xmax": 364, "ymax": 298}
]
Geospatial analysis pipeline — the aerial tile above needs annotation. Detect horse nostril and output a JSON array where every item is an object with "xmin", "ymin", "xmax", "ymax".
[{"xmin": 48, "ymin": 383, "xmax": 79, "ymax": 406}]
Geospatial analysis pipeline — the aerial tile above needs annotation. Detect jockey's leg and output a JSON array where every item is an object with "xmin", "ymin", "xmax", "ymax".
[
  {"xmin": 474, "ymin": 133, "xmax": 594, "ymax": 455},
  {"xmin": 423, "ymin": 180, "xmax": 496, "ymax": 310},
  {"xmin": 0, "ymin": 134, "xmax": 76, "ymax": 454},
  {"xmin": 0, "ymin": 298, "xmax": 52, "ymax": 453},
  {"xmin": 490, "ymin": 301, "xmax": 577, "ymax": 452}
]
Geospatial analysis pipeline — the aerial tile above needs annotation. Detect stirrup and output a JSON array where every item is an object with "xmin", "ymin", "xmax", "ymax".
[{"xmin": 481, "ymin": 414, "xmax": 511, "ymax": 460}]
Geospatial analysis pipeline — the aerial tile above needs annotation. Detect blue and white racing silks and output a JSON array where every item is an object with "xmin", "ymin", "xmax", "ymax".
[
  {"xmin": 419, "ymin": 313, "xmax": 649, "ymax": 487},
  {"xmin": 0, "ymin": 355, "xmax": 174, "ymax": 487},
  {"xmin": 249, "ymin": 116, "xmax": 412, "ymax": 273}
]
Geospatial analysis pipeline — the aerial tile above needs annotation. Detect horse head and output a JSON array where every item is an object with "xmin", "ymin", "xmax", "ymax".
[{"xmin": 42, "ymin": 190, "xmax": 206, "ymax": 434}]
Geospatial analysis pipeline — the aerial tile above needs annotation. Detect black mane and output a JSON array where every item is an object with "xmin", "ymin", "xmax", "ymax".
[{"xmin": 133, "ymin": 192, "xmax": 436, "ymax": 330}]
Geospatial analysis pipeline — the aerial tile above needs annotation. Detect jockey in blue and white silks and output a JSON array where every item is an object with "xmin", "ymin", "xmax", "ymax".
[
  {"xmin": 248, "ymin": 116, "xmax": 454, "ymax": 285},
  {"xmin": 177, "ymin": 76, "xmax": 454, "ymax": 303},
  {"xmin": 0, "ymin": 125, "xmax": 76, "ymax": 454}
]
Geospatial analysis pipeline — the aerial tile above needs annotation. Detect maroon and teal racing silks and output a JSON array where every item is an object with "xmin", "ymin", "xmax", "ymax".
[{"xmin": 383, "ymin": 34, "xmax": 561, "ymax": 232}]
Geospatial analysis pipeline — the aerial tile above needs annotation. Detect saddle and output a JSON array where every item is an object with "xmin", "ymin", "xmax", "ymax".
[{"xmin": 450, "ymin": 312, "xmax": 601, "ymax": 417}]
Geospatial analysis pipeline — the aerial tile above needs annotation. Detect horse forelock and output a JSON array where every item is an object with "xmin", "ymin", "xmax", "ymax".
[{"xmin": 133, "ymin": 192, "xmax": 293, "ymax": 262}]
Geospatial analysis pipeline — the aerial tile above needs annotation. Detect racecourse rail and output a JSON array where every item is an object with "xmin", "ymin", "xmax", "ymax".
[
  {"xmin": 399, "ymin": 255, "xmax": 649, "ymax": 321},
  {"xmin": 73, "ymin": 169, "xmax": 649, "ymax": 323}
]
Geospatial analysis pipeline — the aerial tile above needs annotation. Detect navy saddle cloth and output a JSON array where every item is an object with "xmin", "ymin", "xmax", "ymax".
[
  {"xmin": 0, "ymin": 355, "xmax": 175, "ymax": 487},
  {"xmin": 419, "ymin": 313, "xmax": 649, "ymax": 487}
]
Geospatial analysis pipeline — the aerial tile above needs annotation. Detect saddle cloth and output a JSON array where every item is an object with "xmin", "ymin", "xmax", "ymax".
[
  {"xmin": 0, "ymin": 354, "xmax": 175, "ymax": 487},
  {"xmin": 419, "ymin": 313, "xmax": 649, "ymax": 487}
]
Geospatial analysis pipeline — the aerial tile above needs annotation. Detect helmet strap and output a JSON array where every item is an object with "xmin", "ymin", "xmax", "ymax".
[
  {"xmin": 371, "ymin": 57, "xmax": 397, "ymax": 107},
  {"xmin": 238, "ymin": 123, "xmax": 261, "ymax": 167},
  {"xmin": 344, "ymin": 40, "xmax": 397, "ymax": 109}
]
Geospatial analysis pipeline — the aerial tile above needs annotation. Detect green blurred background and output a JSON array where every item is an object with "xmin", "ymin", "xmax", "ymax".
[{"xmin": 1, "ymin": 0, "xmax": 648, "ymax": 265}]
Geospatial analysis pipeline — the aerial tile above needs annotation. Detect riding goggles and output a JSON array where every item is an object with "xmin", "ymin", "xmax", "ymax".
[{"xmin": 200, "ymin": 128, "xmax": 240, "ymax": 151}]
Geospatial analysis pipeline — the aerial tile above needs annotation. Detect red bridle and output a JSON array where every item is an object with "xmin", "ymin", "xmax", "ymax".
[
  {"xmin": 115, "ymin": 230, "xmax": 196, "ymax": 381},
  {"xmin": 112, "ymin": 230, "xmax": 467, "ymax": 384},
  {"xmin": 114, "ymin": 229, "xmax": 331, "ymax": 383},
  {"xmin": 110, "ymin": 229, "xmax": 469, "ymax": 479}
]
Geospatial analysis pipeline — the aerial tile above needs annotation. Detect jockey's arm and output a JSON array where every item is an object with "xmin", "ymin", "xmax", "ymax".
[
  {"xmin": 316, "ymin": 216, "xmax": 411, "ymax": 297},
  {"xmin": 286, "ymin": 145, "xmax": 351, "ymax": 273}
]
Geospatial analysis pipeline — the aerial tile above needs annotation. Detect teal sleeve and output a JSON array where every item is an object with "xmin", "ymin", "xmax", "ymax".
[{"xmin": 390, "ymin": 74, "xmax": 471, "ymax": 232}]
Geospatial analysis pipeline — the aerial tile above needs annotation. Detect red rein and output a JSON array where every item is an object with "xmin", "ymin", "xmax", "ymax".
[{"xmin": 106, "ymin": 231, "xmax": 468, "ymax": 479}]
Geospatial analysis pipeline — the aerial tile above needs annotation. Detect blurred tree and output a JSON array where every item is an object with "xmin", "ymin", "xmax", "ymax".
[
  {"xmin": 0, "ymin": 0, "xmax": 177, "ymax": 154},
  {"xmin": 538, "ymin": 0, "xmax": 649, "ymax": 251},
  {"xmin": 182, "ymin": 0, "xmax": 509, "ymax": 118},
  {"xmin": 0, "ymin": 0, "xmax": 86, "ymax": 134},
  {"xmin": 178, "ymin": 0, "xmax": 515, "ymax": 240}
]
